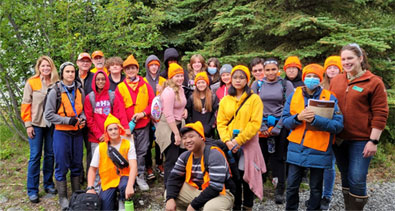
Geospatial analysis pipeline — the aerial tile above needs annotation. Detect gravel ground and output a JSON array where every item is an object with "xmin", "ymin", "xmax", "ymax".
[{"xmin": 253, "ymin": 182, "xmax": 395, "ymax": 211}]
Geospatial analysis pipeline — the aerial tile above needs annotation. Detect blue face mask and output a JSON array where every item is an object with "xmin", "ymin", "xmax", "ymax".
[
  {"xmin": 207, "ymin": 67, "xmax": 217, "ymax": 75},
  {"xmin": 304, "ymin": 77, "xmax": 320, "ymax": 90}
]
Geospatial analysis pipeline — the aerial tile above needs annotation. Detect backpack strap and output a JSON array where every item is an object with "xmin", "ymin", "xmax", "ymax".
[
  {"xmin": 281, "ymin": 79, "xmax": 287, "ymax": 104},
  {"xmin": 108, "ymin": 90, "xmax": 115, "ymax": 109},
  {"xmin": 89, "ymin": 90, "xmax": 115, "ymax": 111}
]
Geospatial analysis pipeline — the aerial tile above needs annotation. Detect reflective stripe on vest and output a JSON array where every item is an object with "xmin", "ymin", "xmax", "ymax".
[
  {"xmin": 117, "ymin": 81, "xmax": 149, "ymax": 120},
  {"xmin": 143, "ymin": 76, "xmax": 166, "ymax": 96},
  {"xmin": 55, "ymin": 88, "xmax": 84, "ymax": 131},
  {"xmin": 287, "ymin": 87, "xmax": 332, "ymax": 152},
  {"xmin": 185, "ymin": 146, "xmax": 226, "ymax": 195},
  {"xmin": 99, "ymin": 139, "xmax": 130, "ymax": 191}
]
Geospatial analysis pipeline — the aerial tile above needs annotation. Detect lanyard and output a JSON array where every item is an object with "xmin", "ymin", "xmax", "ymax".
[{"xmin": 62, "ymin": 84, "xmax": 78, "ymax": 117}]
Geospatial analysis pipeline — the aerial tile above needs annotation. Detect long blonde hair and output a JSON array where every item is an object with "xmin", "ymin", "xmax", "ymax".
[
  {"xmin": 187, "ymin": 54, "xmax": 207, "ymax": 80},
  {"xmin": 192, "ymin": 85, "xmax": 213, "ymax": 112},
  {"xmin": 32, "ymin": 56, "xmax": 59, "ymax": 85},
  {"xmin": 164, "ymin": 78, "xmax": 181, "ymax": 101}
]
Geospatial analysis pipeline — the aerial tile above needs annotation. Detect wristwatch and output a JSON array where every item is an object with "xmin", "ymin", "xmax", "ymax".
[
  {"xmin": 369, "ymin": 139, "xmax": 379, "ymax": 145},
  {"xmin": 86, "ymin": 186, "xmax": 95, "ymax": 191}
]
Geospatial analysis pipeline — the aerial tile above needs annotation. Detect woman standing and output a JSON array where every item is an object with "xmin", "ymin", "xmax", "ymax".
[
  {"xmin": 186, "ymin": 72, "xmax": 218, "ymax": 138},
  {"xmin": 21, "ymin": 56, "xmax": 59, "ymax": 203},
  {"xmin": 155, "ymin": 63, "xmax": 188, "ymax": 187},
  {"xmin": 206, "ymin": 57, "xmax": 221, "ymax": 93},
  {"xmin": 251, "ymin": 58, "xmax": 294, "ymax": 204},
  {"xmin": 330, "ymin": 43, "xmax": 389, "ymax": 210},
  {"xmin": 44, "ymin": 62, "xmax": 86, "ymax": 209},
  {"xmin": 217, "ymin": 65, "xmax": 266, "ymax": 210},
  {"xmin": 215, "ymin": 64, "xmax": 232, "ymax": 102},
  {"xmin": 186, "ymin": 54, "xmax": 207, "ymax": 91}
]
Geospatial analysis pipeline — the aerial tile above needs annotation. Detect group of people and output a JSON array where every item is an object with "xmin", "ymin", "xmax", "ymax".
[{"xmin": 21, "ymin": 43, "xmax": 388, "ymax": 211}]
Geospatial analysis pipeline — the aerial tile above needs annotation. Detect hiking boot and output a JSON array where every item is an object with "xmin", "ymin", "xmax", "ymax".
[
  {"xmin": 342, "ymin": 187, "xmax": 351, "ymax": 210},
  {"xmin": 274, "ymin": 183, "xmax": 285, "ymax": 204},
  {"xmin": 136, "ymin": 174, "xmax": 149, "ymax": 191},
  {"xmin": 156, "ymin": 165, "xmax": 164, "ymax": 177},
  {"xmin": 56, "ymin": 180, "xmax": 69, "ymax": 210},
  {"xmin": 45, "ymin": 187, "xmax": 58, "ymax": 194},
  {"xmin": 349, "ymin": 193, "xmax": 368, "ymax": 211},
  {"xmin": 146, "ymin": 167, "xmax": 155, "ymax": 180},
  {"xmin": 320, "ymin": 196, "xmax": 331, "ymax": 210},
  {"xmin": 71, "ymin": 176, "xmax": 80, "ymax": 193}
]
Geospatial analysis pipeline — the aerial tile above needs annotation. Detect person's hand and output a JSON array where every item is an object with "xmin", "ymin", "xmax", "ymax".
[
  {"xmin": 156, "ymin": 84, "xmax": 163, "ymax": 94},
  {"xmin": 26, "ymin": 126, "xmax": 35, "ymax": 139},
  {"xmin": 79, "ymin": 118, "xmax": 86, "ymax": 128},
  {"xmin": 174, "ymin": 134, "xmax": 181, "ymax": 146},
  {"xmin": 182, "ymin": 109, "xmax": 188, "ymax": 119},
  {"xmin": 187, "ymin": 204, "xmax": 196, "ymax": 211},
  {"xmin": 165, "ymin": 199, "xmax": 176, "ymax": 211},
  {"xmin": 98, "ymin": 134, "xmax": 105, "ymax": 142},
  {"xmin": 262, "ymin": 130, "xmax": 271, "ymax": 137},
  {"xmin": 69, "ymin": 116, "xmax": 78, "ymax": 126},
  {"xmin": 297, "ymin": 108, "xmax": 315, "ymax": 122},
  {"xmin": 125, "ymin": 129, "xmax": 132, "ymax": 137},
  {"xmin": 86, "ymin": 189, "xmax": 96, "ymax": 194},
  {"xmin": 226, "ymin": 140, "xmax": 236, "ymax": 151},
  {"xmin": 363, "ymin": 141, "xmax": 377, "ymax": 158},
  {"xmin": 132, "ymin": 112, "xmax": 145, "ymax": 121},
  {"xmin": 231, "ymin": 139, "xmax": 240, "ymax": 153},
  {"xmin": 125, "ymin": 183, "xmax": 135, "ymax": 199}
]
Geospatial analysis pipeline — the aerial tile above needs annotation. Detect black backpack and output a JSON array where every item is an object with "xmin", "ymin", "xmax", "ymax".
[{"xmin": 68, "ymin": 190, "xmax": 101, "ymax": 211}]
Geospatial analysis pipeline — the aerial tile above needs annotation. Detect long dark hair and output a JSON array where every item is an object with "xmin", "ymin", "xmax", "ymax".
[{"xmin": 341, "ymin": 43, "xmax": 370, "ymax": 70}]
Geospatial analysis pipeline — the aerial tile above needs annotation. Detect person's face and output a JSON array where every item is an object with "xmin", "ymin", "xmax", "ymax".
[
  {"xmin": 341, "ymin": 50, "xmax": 362, "ymax": 74},
  {"xmin": 63, "ymin": 65, "xmax": 75, "ymax": 84},
  {"xmin": 326, "ymin": 65, "xmax": 340, "ymax": 79},
  {"xmin": 39, "ymin": 59, "xmax": 52, "ymax": 77},
  {"xmin": 77, "ymin": 58, "xmax": 92, "ymax": 72},
  {"xmin": 264, "ymin": 63, "xmax": 279, "ymax": 82},
  {"xmin": 92, "ymin": 56, "xmax": 105, "ymax": 68},
  {"xmin": 148, "ymin": 64, "xmax": 159, "ymax": 75},
  {"xmin": 192, "ymin": 58, "xmax": 202, "ymax": 72},
  {"xmin": 251, "ymin": 63, "xmax": 264, "ymax": 81},
  {"xmin": 109, "ymin": 64, "xmax": 122, "ymax": 75},
  {"xmin": 196, "ymin": 80, "xmax": 207, "ymax": 92},
  {"xmin": 172, "ymin": 73, "xmax": 184, "ymax": 86},
  {"xmin": 107, "ymin": 124, "xmax": 120, "ymax": 140},
  {"xmin": 221, "ymin": 72, "xmax": 231, "ymax": 85},
  {"xmin": 95, "ymin": 73, "xmax": 106, "ymax": 91},
  {"xmin": 285, "ymin": 67, "xmax": 299, "ymax": 80},
  {"xmin": 208, "ymin": 61, "xmax": 216, "ymax": 68},
  {"xmin": 124, "ymin": 65, "xmax": 139, "ymax": 78},
  {"xmin": 231, "ymin": 71, "xmax": 247, "ymax": 90},
  {"xmin": 304, "ymin": 73, "xmax": 320, "ymax": 80},
  {"xmin": 182, "ymin": 130, "xmax": 204, "ymax": 152}
]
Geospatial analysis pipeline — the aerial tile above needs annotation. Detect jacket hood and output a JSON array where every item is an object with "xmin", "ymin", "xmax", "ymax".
[
  {"xmin": 145, "ymin": 55, "xmax": 161, "ymax": 78},
  {"xmin": 163, "ymin": 48, "xmax": 179, "ymax": 66},
  {"xmin": 91, "ymin": 70, "xmax": 110, "ymax": 95}
]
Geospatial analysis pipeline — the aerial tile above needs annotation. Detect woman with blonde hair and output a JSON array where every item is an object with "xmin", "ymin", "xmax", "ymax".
[
  {"xmin": 186, "ymin": 54, "xmax": 207, "ymax": 91},
  {"xmin": 21, "ymin": 56, "xmax": 59, "ymax": 203}
]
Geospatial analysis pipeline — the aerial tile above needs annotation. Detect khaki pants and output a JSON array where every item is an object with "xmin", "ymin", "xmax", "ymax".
[{"xmin": 174, "ymin": 182, "xmax": 234, "ymax": 211}]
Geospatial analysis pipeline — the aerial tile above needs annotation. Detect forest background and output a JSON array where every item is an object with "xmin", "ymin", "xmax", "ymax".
[{"xmin": 0, "ymin": 0, "xmax": 394, "ymax": 142}]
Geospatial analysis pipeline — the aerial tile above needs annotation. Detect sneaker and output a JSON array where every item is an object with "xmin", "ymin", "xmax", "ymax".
[
  {"xmin": 136, "ymin": 174, "xmax": 149, "ymax": 191},
  {"xmin": 146, "ymin": 168, "xmax": 155, "ymax": 180},
  {"xmin": 320, "ymin": 196, "xmax": 331, "ymax": 210},
  {"xmin": 29, "ymin": 194, "xmax": 39, "ymax": 203},
  {"xmin": 156, "ymin": 165, "xmax": 164, "ymax": 177}
]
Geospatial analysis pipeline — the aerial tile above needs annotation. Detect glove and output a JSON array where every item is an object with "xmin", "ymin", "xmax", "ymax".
[{"xmin": 69, "ymin": 116, "xmax": 78, "ymax": 126}]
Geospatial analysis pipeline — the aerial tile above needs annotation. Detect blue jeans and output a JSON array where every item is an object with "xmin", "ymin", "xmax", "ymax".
[
  {"xmin": 333, "ymin": 140, "xmax": 372, "ymax": 196},
  {"xmin": 27, "ymin": 126, "xmax": 55, "ymax": 196},
  {"xmin": 322, "ymin": 152, "xmax": 336, "ymax": 199},
  {"xmin": 100, "ymin": 176, "xmax": 128, "ymax": 210},
  {"xmin": 53, "ymin": 130, "xmax": 83, "ymax": 181},
  {"xmin": 286, "ymin": 164, "xmax": 324, "ymax": 211}
]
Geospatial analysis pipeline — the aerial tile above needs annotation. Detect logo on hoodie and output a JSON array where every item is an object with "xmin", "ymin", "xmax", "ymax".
[{"xmin": 95, "ymin": 100, "xmax": 111, "ymax": 115}]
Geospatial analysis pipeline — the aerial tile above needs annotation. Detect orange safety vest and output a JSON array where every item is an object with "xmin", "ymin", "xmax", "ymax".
[
  {"xmin": 185, "ymin": 146, "xmax": 227, "ymax": 195},
  {"xmin": 21, "ymin": 76, "xmax": 42, "ymax": 122},
  {"xmin": 99, "ymin": 139, "xmax": 130, "ymax": 191},
  {"xmin": 117, "ymin": 81, "xmax": 149, "ymax": 120},
  {"xmin": 55, "ymin": 87, "xmax": 84, "ymax": 131},
  {"xmin": 143, "ymin": 76, "xmax": 166, "ymax": 96},
  {"xmin": 287, "ymin": 87, "xmax": 332, "ymax": 152}
]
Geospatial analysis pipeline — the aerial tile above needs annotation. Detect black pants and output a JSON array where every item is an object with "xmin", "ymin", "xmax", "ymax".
[
  {"xmin": 82, "ymin": 127, "xmax": 91, "ymax": 178},
  {"xmin": 145, "ymin": 123, "xmax": 163, "ymax": 168},
  {"xmin": 259, "ymin": 127, "xmax": 289, "ymax": 184},
  {"xmin": 233, "ymin": 153, "xmax": 254, "ymax": 208},
  {"xmin": 163, "ymin": 124, "xmax": 185, "ymax": 188}
]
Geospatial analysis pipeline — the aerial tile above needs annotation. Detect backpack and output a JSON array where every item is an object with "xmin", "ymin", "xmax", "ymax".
[
  {"xmin": 88, "ymin": 90, "xmax": 115, "ymax": 111},
  {"xmin": 68, "ymin": 190, "xmax": 101, "ymax": 210},
  {"xmin": 151, "ymin": 95, "xmax": 162, "ymax": 122}
]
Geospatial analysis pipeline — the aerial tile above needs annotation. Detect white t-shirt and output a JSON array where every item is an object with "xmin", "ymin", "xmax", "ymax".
[{"xmin": 90, "ymin": 139, "xmax": 136, "ymax": 168}]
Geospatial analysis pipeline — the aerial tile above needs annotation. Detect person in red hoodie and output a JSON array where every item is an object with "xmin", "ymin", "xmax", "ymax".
[
  {"xmin": 83, "ymin": 70, "xmax": 113, "ymax": 193},
  {"xmin": 113, "ymin": 54, "xmax": 155, "ymax": 191}
]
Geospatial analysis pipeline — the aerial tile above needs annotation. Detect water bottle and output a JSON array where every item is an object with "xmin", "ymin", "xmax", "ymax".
[
  {"xmin": 125, "ymin": 200, "xmax": 134, "ymax": 211},
  {"xmin": 128, "ymin": 117, "xmax": 137, "ymax": 133},
  {"xmin": 227, "ymin": 129, "xmax": 240, "ymax": 164},
  {"xmin": 267, "ymin": 137, "xmax": 275, "ymax": 154}
]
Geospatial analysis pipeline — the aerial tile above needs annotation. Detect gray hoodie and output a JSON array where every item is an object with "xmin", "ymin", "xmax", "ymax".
[{"xmin": 145, "ymin": 55, "xmax": 162, "ymax": 94}]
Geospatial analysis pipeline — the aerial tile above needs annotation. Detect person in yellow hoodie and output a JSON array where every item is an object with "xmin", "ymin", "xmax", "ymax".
[
  {"xmin": 87, "ymin": 114, "xmax": 137, "ymax": 210},
  {"xmin": 217, "ymin": 65, "xmax": 266, "ymax": 210}
]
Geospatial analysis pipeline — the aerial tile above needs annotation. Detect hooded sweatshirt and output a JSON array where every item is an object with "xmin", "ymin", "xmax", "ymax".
[
  {"xmin": 84, "ymin": 70, "xmax": 112, "ymax": 143},
  {"xmin": 160, "ymin": 48, "xmax": 189, "ymax": 87},
  {"xmin": 285, "ymin": 69, "xmax": 305, "ymax": 89},
  {"xmin": 144, "ymin": 55, "xmax": 166, "ymax": 95},
  {"xmin": 109, "ymin": 74, "xmax": 126, "ymax": 92}
]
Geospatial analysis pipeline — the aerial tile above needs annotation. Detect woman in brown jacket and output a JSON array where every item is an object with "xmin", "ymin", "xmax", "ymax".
[{"xmin": 330, "ymin": 43, "xmax": 389, "ymax": 210}]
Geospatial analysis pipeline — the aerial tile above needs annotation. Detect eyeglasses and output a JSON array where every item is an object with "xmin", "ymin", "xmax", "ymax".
[{"xmin": 252, "ymin": 68, "xmax": 263, "ymax": 73}]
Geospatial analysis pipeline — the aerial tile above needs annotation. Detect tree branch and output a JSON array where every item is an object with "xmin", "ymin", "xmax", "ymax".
[{"xmin": 0, "ymin": 106, "xmax": 27, "ymax": 142}]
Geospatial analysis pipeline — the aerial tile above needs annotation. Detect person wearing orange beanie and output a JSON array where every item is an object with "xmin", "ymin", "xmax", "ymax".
[
  {"xmin": 321, "ymin": 56, "xmax": 342, "ymax": 89},
  {"xmin": 87, "ymin": 114, "xmax": 138, "ymax": 210},
  {"xmin": 284, "ymin": 56, "xmax": 304, "ymax": 88},
  {"xmin": 186, "ymin": 72, "xmax": 219, "ymax": 138}
]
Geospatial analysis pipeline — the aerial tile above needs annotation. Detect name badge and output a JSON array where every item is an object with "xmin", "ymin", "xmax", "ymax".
[{"xmin": 352, "ymin": 85, "xmax": 364, "ymax": 92}]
